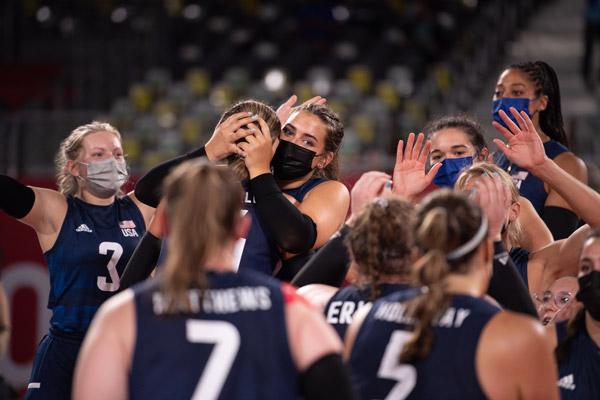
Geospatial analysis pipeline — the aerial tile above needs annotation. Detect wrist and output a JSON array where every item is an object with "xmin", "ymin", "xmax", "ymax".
[
  {"xmin": 204, "ymin": 141, "xmax": 226, "ymax": 161},
  {"xmin": 528, "ymin": 156, "xmax": 553, "ymax": 177},
  {"xmin": 248, "ymin": 165, "xmax": 272, "ymax": 180}
]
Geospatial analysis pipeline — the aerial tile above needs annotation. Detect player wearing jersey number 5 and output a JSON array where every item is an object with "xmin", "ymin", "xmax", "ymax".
[
  {"xmin": 345, "ymin": 183, "xmax": 559, "ymax": 400},
  {"xmin": 0, "ymin": 122, "xmax": 154, "ymax": 399},
  {"xmin": 73, "ymin": 159, "xmax": 356, "ymax": 400}
]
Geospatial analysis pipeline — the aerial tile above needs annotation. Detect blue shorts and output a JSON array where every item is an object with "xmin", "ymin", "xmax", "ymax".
[{"xmin": 24, "ymin": 329, "xmax": 83, "ymax": 400}]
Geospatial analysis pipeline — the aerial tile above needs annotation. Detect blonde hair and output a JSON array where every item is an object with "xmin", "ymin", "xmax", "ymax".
[
  {"xmin": 455, "ymin": 163, "xmax": 522, "ymax": 248},
  {"xmin": 345, "ymin": 197, "xmax": 415, "ymax": 300},
  {"xmin": 55, "ymin": 121, "xmax": 123, "ymax": 196},
  {"xmin": 400, "ymin": 189, "xmax": 487, "ymax": 363},
  {"xmin": 160, "ymin": 159, "xmax": 243, "ymax": 313},
  {"xmin": 218, "ymin": 100, "xmax": 281, "ymax": 181}
]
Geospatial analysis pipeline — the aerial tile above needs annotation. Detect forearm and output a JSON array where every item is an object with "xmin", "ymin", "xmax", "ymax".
[
  {"xmin": 487, "ymin": 241, "xmax": 537, "ymax": 318},
  {"xmin": 250, "ymin": 173, "xmax": 317, "ymax": 254},
  {"xmin": 119, "ymin": 231, "xmax": 161, "ymax": 290},
  {"xmin": 0, "ymin": 173, "xmax": 35, "ymax": 219},
  {"xmin": 531, "ymin": 159, "xmax": 600, "ymax": 227},
  {"xmin": 291, "ymin": 225, "xmax": 351, "ymax": 287},
  {"xmin": 134, "ymin": 146, "xmax": 207, "ymax": 207}
]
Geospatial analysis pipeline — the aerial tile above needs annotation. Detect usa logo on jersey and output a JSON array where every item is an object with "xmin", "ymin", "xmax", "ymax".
[{"xmin": 120, "ymin": 220, "xmax": 139, "ymax": 237}]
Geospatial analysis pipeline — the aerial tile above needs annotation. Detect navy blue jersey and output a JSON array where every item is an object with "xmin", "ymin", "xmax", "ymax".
[
  {"xmin": 495, "ymin": 140, "xmax": 569, "ymax": 214},
  {"xmin": 325, "ymin": 283, "xmax": 414, "ymax": 339},
  {"xmin": 43, "ymin": 195, "xmax": 145, "ymax": 333},
  {"xmin": 556, "ymin": 321, "xmax": 600, "ymax": 399},
  {"xmin": 349, "ymin": 293, "xmax": 500, "ymax": 400},
  {"xmin": 509, "ymin": 247, "xmax": 530, "ymax": 289},
  {"xmin": 237, "ymin": 178, "xmax": 327, "ymax": 275},
  {"xmin": 129, "ymin": 269, "xmax": 299, "ymax": 400}
]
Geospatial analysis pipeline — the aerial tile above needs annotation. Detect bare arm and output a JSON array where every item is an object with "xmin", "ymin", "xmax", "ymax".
[
  {"xmin": 72, "ymin": 291, "xmax": 135, "ymax": 400},
  {"xmin": 477, "ymin": 312, "xmax": 559, "ymax": 400},
  {"xmin": 517, "ymin": 196, "xmax": 554, "ymax": 252}
]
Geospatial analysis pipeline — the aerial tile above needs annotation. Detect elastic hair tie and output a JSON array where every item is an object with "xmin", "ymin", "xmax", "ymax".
[{"xmin": 446, "ymin": 215, "xmax": 488, "ymax": 260}]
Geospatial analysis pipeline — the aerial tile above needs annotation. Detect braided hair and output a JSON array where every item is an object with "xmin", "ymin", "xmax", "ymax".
[{"xmin": 509, "ymin": 61, "xmax": 569, "ymax": 149}]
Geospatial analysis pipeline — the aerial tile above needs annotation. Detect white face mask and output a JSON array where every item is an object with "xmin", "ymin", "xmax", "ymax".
[{"xmin": 78, "ymin": 158, "xmax": 128, "ymax": 198}]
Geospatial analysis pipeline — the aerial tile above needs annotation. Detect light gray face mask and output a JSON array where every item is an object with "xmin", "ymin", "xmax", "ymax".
[{"xmin": 78, "ymin": 158, "xmax": 128, "ymax": 198}]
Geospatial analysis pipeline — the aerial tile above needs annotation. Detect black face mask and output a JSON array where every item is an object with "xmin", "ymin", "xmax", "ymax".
[
  {"xmin": 577, "ymin": 270, "xmax": 600, "ymax": 321},
  {"xmin": 271, "ymin": 139, "xmax": 318, "ymax": 180}
]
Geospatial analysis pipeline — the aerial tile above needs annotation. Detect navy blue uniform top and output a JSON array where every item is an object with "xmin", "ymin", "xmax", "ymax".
[
  {"xmin": 509, "ymin": 247, "xmax": 530, "ymax": 290},
  {"xmin": 238, "ymin": 177, "xmax": 327, "ymax": 275},
  {"xmin": 556, "ymin": 320, "xmax": 600, "ymax": 399},
  {"xmin": 129, "ymin": 269, "xmax": 299, "ymax": 400},
  {"xmin": 349, "ymin": 292, "xmax": 500, "ymax": 400},
  {"xmin": 43, "ymin": 195, "xmax": 145, "ymax": 333},
  {"xmin": 495, "ymin": 140, "xmax": 569, "ymax": 214},
  {"xmin": 324, "ymin": 283, "xmax": 414, "ymax": 340}
]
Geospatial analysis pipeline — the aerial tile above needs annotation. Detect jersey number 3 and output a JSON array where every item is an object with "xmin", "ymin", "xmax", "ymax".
[
  {"xmin": 378, "ymin": 330, "xmax": 417, "ymax": 399},
  {"xmin": 97, "ymin": 242, "xmax": 123, "ymax": 292},
  {"xmin": 186, "ymin": 319, "xmax": 241, "ymax": 400}
]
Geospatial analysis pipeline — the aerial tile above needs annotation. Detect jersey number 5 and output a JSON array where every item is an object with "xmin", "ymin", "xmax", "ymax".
[
  {"xmin": 186, "ymin": 319, "xmax": 241, "ymax": 400},
  {"xmin": 378, "ymin": 330, "xmax": 417, "ymax": 399},
  {"xmin": 97, "ymin": 242, "xmax": 122, "ymax": 292}
]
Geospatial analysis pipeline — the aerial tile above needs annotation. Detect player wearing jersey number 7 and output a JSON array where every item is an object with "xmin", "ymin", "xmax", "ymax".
[{"xmin": 73, "ymin": 159, "xmax": 356, "ymax": 400}]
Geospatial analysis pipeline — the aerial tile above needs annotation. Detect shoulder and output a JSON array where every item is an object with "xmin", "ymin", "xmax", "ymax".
[
  {"xmin": 304, "ymin": 180, "xmax": 349, "ymax": 202},
  {"xmin": 296, "ymin": 283, "xmax": 339, "ymax": 312},
  {"xmin": 478, "ymin": 311, "xmax": 554, "ymax": 363},
  {"xmin": 552, "ymin": 151, "xmax": 588, "ymax": 182}
]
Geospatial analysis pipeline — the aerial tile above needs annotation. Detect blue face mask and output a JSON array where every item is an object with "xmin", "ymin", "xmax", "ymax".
[
  {"xmin": 432, "ymin": 151, "xmax": 480, "ymax": 188},
  {"xmin": 492, "ymin": 97, "xmax": 537, "ymax": 129}
]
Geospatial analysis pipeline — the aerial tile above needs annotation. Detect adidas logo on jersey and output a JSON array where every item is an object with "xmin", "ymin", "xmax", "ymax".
[
  {"xmin": 557, "ymin": 374, "xmax": 576, "ymax": 391},
  {"xmin": 76, "ymin": 224, "xmax": 93, "ymax": 233}
]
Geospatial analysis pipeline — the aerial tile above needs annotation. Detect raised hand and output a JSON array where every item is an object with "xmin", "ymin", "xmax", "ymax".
[
  {"xmin": 276, "ymin": 95, "xmax": 326, "ymax": 126},
  {"xmin": 349, "ymin": 171, "xmax": 393, "ymax": 219},
  {"xmin": 205, "ymin": 112, "xmax": 257, "ymax": 161},
  {"xmin": 392, "ymin": 132, "xmax": 441, "ymax": 197},
  {"xmin": 492, "ymin": 107, "xmax": 548, "ymax": 171},
  {"xmin": 470, "ymin": 173, "xmax": 512, "ymax": 241},
  {"xmin": 237, "ymin": 117, "xmax": 277, "ymax": 178}
]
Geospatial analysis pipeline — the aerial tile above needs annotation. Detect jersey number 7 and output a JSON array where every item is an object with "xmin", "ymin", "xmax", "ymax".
[{"xmin": 186, "ymin": 319, "xmax": 241, "ymax": 400}]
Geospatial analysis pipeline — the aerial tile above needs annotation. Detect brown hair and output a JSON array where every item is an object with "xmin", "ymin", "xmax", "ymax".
[
  {"xmin": 294, "ymin": 103, "xmax": 344, "ymax": 181},
  {"xmin": 160, "ymin": 159, "xmax": 244, "ymax": 313},
  {"xmin": 55, "ymin": 121, "xmax": 124, "ymax": 196},
  {"xmin": 424, "ymin": 113, "xmax": 488, "ymax": 157},
  {"xmin": 455, "ymin": 163, "xmax": 522, "ymax": 249},
  {"xmin": 345, "ymin": 197, "xmax": 415, "ymax": 300},
  {"xmin": 218, "ymin": 99, "xmax": 281, "ymax": 181},
  {"xmin": 400, "ymin": 189, "xmax": 487, "ymax": 363}
]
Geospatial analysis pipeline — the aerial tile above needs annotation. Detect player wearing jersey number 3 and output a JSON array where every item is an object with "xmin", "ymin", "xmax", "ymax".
[
  {"xmin": 0, "ymin": 122, "xmax": 154, "ymax": 399},
  {"xmin": 73, "ymin": 159, "xmax": 356, "ymax": 400}
]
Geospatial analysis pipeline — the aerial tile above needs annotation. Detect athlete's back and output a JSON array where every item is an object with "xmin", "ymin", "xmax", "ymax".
[{"xmin": 129, "ymin": 269, "xmax": 298, "ymax": 400}]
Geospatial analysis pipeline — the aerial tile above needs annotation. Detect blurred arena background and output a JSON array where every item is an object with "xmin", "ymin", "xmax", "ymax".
[{"xmin": 0, "ymin": 0, "xmax": 599, "ymax": 394}]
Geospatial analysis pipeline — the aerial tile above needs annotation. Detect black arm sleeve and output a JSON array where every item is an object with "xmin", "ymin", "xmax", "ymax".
[
  {"xmin": 0, "ymin": 174, "xmax": 35, "ymax": 219},
  {"xmin": 298, "ymin": 353, "xmax": 358, "ymax": 400},
  {"xmin": 119, "ymin": 231, "xmax": 162, "ymax": 290},
  {"xmin": 134, "ymin": 146, "xmax": 207, "ymax": 207},
  {"xmin": 291, "ymin": 225, "xmax": 351, "ymax": 287},
  {"xmin": 487, "ymin": 241, "xmax": 538, "ymax": 318},
  {"xmin": 541, "ymin": 206, "xmax": 580, "ymax": 240},
  {"xmin": 250, "ymin": 173, "xmax": 317, "ymax": 254}
]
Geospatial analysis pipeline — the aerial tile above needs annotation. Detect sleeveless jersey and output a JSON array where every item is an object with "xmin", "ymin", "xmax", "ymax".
[
  {"xmin": 349, "ymin": 292, "xmax": 500, "ymax": 400},
  {"xmin": 237, "ymin": 178, "xmax": 327, "ymax": 275},
  {"xmin": 495, "ymin": 140, "xmax": 569, "ymax": 214},
  {"xmin": 556, "ymin": 321, "xmax": 600, "ymax": 399},
  {"xmin": 324, "ymin": 283, "xmax": 414, "ymax": 339},
  {"xmin": 43, "ymin": 195, "xmax": 145, "ymax": 333},
  {"xmin": 129, "ymin": 269, "xmax": 298, "ymax": 400},
  {"xmin": 509, "ymin": 247, "xmax": 530, "ymax": 289}
]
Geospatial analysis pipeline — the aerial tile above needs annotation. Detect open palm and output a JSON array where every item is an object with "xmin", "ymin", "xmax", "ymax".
[
  {"xmin": 492, "ymin": 108, "xmax": 547, "ymax": 171},
  {"xmin": 392, "ymin": 132, "xmax": 441, "ymax": 197}
]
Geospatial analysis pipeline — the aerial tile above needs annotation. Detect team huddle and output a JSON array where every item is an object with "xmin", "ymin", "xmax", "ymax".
[{"xmin": 1, "ymin": 60, "xmax": 599, "ymax": 399}]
